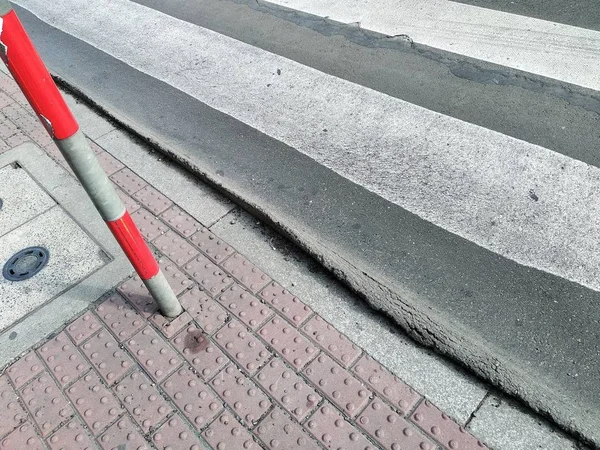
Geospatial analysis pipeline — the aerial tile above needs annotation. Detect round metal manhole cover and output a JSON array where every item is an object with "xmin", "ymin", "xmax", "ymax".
[{"xmin": 3, "ymin": 247, "xmax": 50, "ymax": 281}]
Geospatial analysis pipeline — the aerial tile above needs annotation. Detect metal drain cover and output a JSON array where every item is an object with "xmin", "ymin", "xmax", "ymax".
[{"xmin": 3, "ymin": 246, "xmax": 49, "ymax": 281}]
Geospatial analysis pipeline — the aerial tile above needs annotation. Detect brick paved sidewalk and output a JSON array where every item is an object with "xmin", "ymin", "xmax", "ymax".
[{"xmin": 0, "ymin": 69, "xmax": 585, "ymax": 450}]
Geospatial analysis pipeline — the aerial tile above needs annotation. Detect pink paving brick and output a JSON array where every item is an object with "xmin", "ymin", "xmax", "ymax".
[
  {"xmin": 150, "ymin": 310, "xmax": 192, "ymax": 339},
  {"xmin": 183, "ymin": 253, "xmax": 233, "ymax": 296},
  {"xmin": 153, "ymin": 230, "xmax": 198, "ymax": 266},
  {"xmin": 255, "ymin": 358, "xmax": 321, "ymax": 421},
  {"xmin": 189, "ymin": 227, "xmax": 234, "ymax": 263},
  {"xmin": 130, "ymin": 208, "xmax": 169, "ymax": 240},
  {"xmin": 153, "ymin": 415, "xmax": 204, "ymax": 450},
  {"xmin": 6, "ymin": 131, "xmax": 30, "ymax": 147},
  {"xmin": 0, "ymin": 91, "xmax": 13, "ymax": 108},
  {"xmin": 133, "ymin": 185, "xmax": 172, "ymax": 215},
  {"xmin": 81, "ymin": 329, "xmax": 134, "ymax": 385},
  {"xmin": 303, "ymin": 315, "xmax": 362, "ymax": 368},
  {"xmin": 65, "ymin": 372, "xmax": 123, "ymax": 436},
  {"xmin": 211, "ymin": 365, "xmax": 272, "ymax": 426},
  {"xmin": 0, "ymin": 74, "xmax": 20, "ymax": 94},
  {"xmin": 353, "ymin": 354, "xmax": 421, "ymax": 415},
  {"xmin": 411, "ymin": 400, "xmax": 489, "ymax": 450},
  {"xmin": 0, "ymin": 376, "xmax": 27, "ymax": 438},
  {"xmin": 114, "ymin": 370, "xmax": 173, "ymax": 433},
  {"xmin": 214, "ymin": 319, "xmax": 270, "ymax": 375},
  {"xmin": 222, "ymin": 253, "xmax": 271, "ymax": 293},
  {"xmin": 218, "ymin": 284, "xmax": 273, "ymax": 330},
  {"xmin": 96, "ymin": 293, "xmax": 146, "ymax": 342},
  {"xmin": 66, "ymin": 312, "xmax": 102, "ymax": 345},
  {"xmin": 87, "ymin": 138, "xmax": 105, "ymax": 155},
  {"xmin": 1, "ymin": 103, "xmax": 27, "ymax": 124},
  {"xmin": 5, "ymin": 350, "xmax": 43, "ymax": 389},
  {"xmin": 304, "ymin": 353, "xmax": 371, "ymax": 418},
  {"xmin": 96, "ymin": 151, "xmax": 125, "ymax": 176},
  {"xmin": 110, "ymin": 168, "xmax": 147, "ymax": 195},
  {"xmin": 162, "ymin": 366, "xmax": 222, "ymax": 430},
  {"xmin": 203, "ymin": 412, "xmax": 260, "ymax": 450},
  {"xmin": 255, "ymin": 409, "xmax": 320, "ymax": 450},
  {"xmin": 0, "ymin": 115, "xmax": 18, "ymax": 140},
  {"xmin": 157, "ymin": 256, "xmax": 194, "ymax": 296},
  {"xmin": 20, "ymin": 373, "xmax": 73, "ymax": 437},
  {"xmin": 118, "ymin": 276, "xmax": 159, "ymax": 318},
  {"xmin": 260, "ymin": 281, "xmax": 313, "ymax": 326},
  {"xmin": 47, "ymin": 418, "xmax": 96, "ymax": 450},
  {"xmin": 305, "ymin": 403, "xmax": 376, "ymax": 450},
  {"xmin": 1, "ymin": 423, "xmax": 45, "ymax": 450},
  {"xmin": 126, "ymin": 326, "xmax": 183, "ymax": 383},
  {"xmin": 358, "ymin": 398, "xmax": 436, "ymax": 450},
  {"xmin": 179, "ymin": 286, "xmax": 228, "ymax": 334},
  {"xmin": 171, "ymin": 325, "xmax": 228, "ymax": 380},
  {"xmin": 38, "ymin": 331, "xmax": 91, "ymax": 388},
  {"xmin": 115, "ymin": 186, "xmax": 141, "ymax": 213},
  {"xmin": 259, "ymin": 316, "xmax": 317, "ymax": 369},
  {"xmin": 97, "ymin": 416, "xmax": 150, "ymax": 450},
  {"xmin": 160, "ymin": 205, "xmax": 202, "ymax": 237}
]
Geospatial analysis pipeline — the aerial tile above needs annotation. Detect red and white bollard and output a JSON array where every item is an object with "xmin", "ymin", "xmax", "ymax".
[{"xmin": 0, "ymin": 1, "xmax": 182, "ymax": 317}]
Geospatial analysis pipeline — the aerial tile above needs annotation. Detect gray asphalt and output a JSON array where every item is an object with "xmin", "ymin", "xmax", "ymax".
[{"xmin": 15, "ymin": 1, "xmax": 600, "ymax": 446}]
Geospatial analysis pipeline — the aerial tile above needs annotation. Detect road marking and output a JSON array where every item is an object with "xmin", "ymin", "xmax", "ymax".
[{"xmin": 15, "ymin": 0, "xmax": 600, "ymax": 292}]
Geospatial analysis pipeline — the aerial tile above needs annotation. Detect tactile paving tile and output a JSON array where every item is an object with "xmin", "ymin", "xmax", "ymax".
[
  {"xmin": 130, "ymin": 208, "xmax": 169, "ymax": 241},
  {"xmin": 97, "ymin": 416, "xmax": 150, "ymax": 450},
  {"xmin": 358, "ymin": 398, "xmax": 436, "ymax": 450},
  {"xmin": 20, "ymin": 373, "xmax": 73, "ymax": 437},
  {"xmin": 259, "ymin": 317, "xmax": 317, "ymax": 369},
  {"xmin": 118, "ymin": 277, "xmax": 159, "ymax": 318},
  {"xmin": 255, "ymin": 409, "xmax": 320, "ymax": 450},
  {"xmin": 255, "ymin": 358, "xmax": 321, "ymax": 421},
  {"xmin": 183, "ymin": 253, "xmax": 233, "ymax": 296},
  {"xmin": 171, "ymin": 325, "xmax": 228, "ymax": 381},
  {"xmin": 157, "ymin": 256, "xmax": 194, "ymax": 296},
  {"xmin": 304, "ymin": 353, "xmax": 371, "ymax": 418},
  {"xmin": 96, "ymin": 294, "xmax": 146, "ymax": 342},
  {"xmin": 6, "ymin": 351, "xmax": 44, "ymax": 389},
  {"xmin": 411, "ymin": 400, "xmax": 489, "ymax": 450},
  {"xmin": 96, "ymin": 151, "xmax": 125, "ymax": 176},
  {"xmin": 218, "ymin": 284, "xmax": 272, "ymax": 330},
  {"xmin": 153, "ymin": 230, "xmax": 198, "ymax": 266},
  {"xmin": 1, "ymin": 423, "xmax": 45, "ymax": 450},
  {"xmin": 0, "ymin": 375, "xmax": 27, "ymax": 437},
  {"xmin": 162, "ymin": 366, "xmax": 222, "ymax": 430},
  {"xmin": 38, "ymin": 331, "xmax": 91, "ymax": 388},
  {"xmin": 211, "ymin": 365, "xmax": 272, "ymax": 426},
  {"xmin": 6, "ymin": 131, "xmax": 29, "ymax": 147},
  {"xmin": 65, "ymin": 372, "xmax": 123, "ymax": 436},
  {"xmin": 66, "ymin": 312, "xmax": 102, "ymax": 345},
  {"xmin": 214, "ymin": 319, "xmax": 270, "ymax": 375},
  {"xmin": 81, "ymin": 329, "xmax": 134, "ymax": 385},
  {"xmin": 0, "ymin": 73, "xmax": 20, "ymax": 94},
  {"xmin": 86, "ymin": 138, "xmax": 105, "ymax": 155},
  {"xmin": 153, "ymin": 415, "xmax": 204, "ymax": 450},
  {"xmin": 110, "ymin": 168, "xmax": 147, "ymax": 195},
  {"xmin": 150, "ymin": 310, "xmax": 192, "ymax": 339},
  {"xmin": 126, "ymin": 326, "xmax": 183, "ymax": 383},
  {"xmin": 260, "ymin": 282, "xmax": 313, "ymax": 326},
  {"xmin": 222, "ymin": 253, "xmax": 271, "ymax": 293},
  {"xmin": 179, "ymin": 287, "xmax": 228, "ymax": 334},
  {"xmin": 203, "ymin": 412, "xmax": 259, "ymax": 450},
  {"xmin": 115, "ymin": 186, "xmax": 141, "ymax": 214},
  {"xmin": 47, "ymin": 418, "xmax": 96, "ymax": 450},
  {"xmin": 133, "ymin": 185, "xmax": 173, "ymax": 215},
  {"xmin": 303, "ymin": 315, "xmax": 362, "ymax": 368},
  {"xmin": 305, "ymin": 404, "xmax": 376, "ymax": 450},
  {"xmin": 114, "ymin": 370, "xmax": 172, "ymax": 433},
  {"xmin": 160, "ymin": 205, "xmax": 202, "ymax": 237},
  {"xmin": 189, "ymin": 228, "xmax": 234, "ymax": 263},
  {"xmin": 353, "ymin": 354, "xmax": 421, "ymax": 415}
]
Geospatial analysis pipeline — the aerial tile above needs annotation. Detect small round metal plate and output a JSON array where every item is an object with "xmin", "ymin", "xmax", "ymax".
[{"xmin": 3, "ymin": 247, "xmax": 50, "ymax": 281}]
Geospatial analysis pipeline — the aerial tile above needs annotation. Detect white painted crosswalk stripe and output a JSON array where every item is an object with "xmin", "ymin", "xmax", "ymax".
[{"xmin": 15, "ymin": 0, "xmax": 600, "ymax": 292}]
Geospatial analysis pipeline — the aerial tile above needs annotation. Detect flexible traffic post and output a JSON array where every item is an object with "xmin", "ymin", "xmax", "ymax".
[{"xmin": 0, "ymin": 1, "xmax": 182, "ymax": 317}]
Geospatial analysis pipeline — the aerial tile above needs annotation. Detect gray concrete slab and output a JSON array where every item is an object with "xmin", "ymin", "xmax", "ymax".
[
  {"xmin": 0, "ymin": 163, "xmax": 55, "ymax": 236},
  {"xmin": 0, "ymin": 143, "xmax": 132, "ymax": 368},
  {"xmin": 94, "ymin": 128, "xmax": 234, "ymax": 227},
  {"xmin": 0, "ymin": 206, "xmax": 105, "ymax": 331},
  {"xmin": 468, "ymin": 394, "xmax": 581, "ymax": 450}
]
